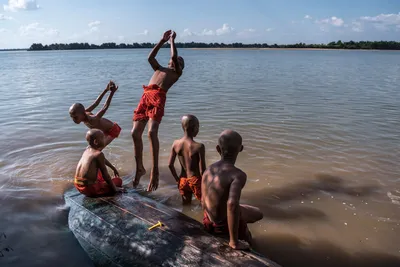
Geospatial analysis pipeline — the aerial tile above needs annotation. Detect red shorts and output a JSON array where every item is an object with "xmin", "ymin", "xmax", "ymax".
[
  {"xmin": 133, "ymin": 84, "xmax": 167, "ymax": 123},
  {"xmin": 74, "ymin": 170, "xmax": 122, "ymax": 197},
  {"xmin": 203, "ymin": 212, "xmax": 250, "ymax": 242},
  {"xmin": 104, "ymin": 123, "xmax": 121, "ymax": 139},
  {"xmin": 178, "ymin": 176, "xmax": 202, "ymax": 200}
]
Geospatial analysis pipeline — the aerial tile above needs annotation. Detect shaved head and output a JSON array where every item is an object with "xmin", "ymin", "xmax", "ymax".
[
  {"xmin": 69, "ymin": 103, "xmax": 85, "ymax": 114},
  {"xmin": 86, "ymin": 129, "xmax": 105, "ymax": 148},
  {"xmin": 181, "ymin": 114, "xmax": 199, "ymax": 136},
  {"xmin": 218, "ymin": 130, "xmax": 243, "ymax": 157}
]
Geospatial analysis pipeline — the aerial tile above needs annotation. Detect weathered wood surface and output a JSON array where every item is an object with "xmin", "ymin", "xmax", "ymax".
[{"xmin": 65, "ymin": 188, "xmax": 281, "ymax": 267}]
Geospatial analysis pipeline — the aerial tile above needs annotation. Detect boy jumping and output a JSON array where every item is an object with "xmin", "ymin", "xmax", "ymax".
[
  {"xmin": 69, "ymin": 81, "xmax": 121, "ymax": 147},
  {"xmin": 168, "ymin": 115, "xmax": 206, "ymax": 205},
  {"xmin": 131, "ymin": 30, "xmax": 184, "ymax": 191}
]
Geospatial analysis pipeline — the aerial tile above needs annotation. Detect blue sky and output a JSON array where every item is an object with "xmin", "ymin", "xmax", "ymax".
[{"xmin": 0, "ymin": 0, "xmax": 400, "ymax": 48}]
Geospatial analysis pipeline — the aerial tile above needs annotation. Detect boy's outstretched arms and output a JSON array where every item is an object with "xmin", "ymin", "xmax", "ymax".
[
  {"xmin": 85, "ymin": 82, "xmax": 112, "ymax": 113},
  {"xmin": 170, "ymin": 31, "xmax": 182, "ymax": 76},
  {"xmin": 95, "ymin": 82, "xmax": 118, "ymax": 118},
  {"xmin": 148, "ymin": 30, "xmax": 172, "ymax": 71}
]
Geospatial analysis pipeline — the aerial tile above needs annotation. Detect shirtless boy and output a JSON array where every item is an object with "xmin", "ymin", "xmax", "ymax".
[
  {"xmin": 131, "ymin": 30, "xmax": 184, "ymax": 191},
  {"xmin": 74, "ymin": 129, "xmax": 124, "ymax": 197},
  {"xmin": 202, "ymin": 130, "xmax": 263, "ymax": 250},
  {"xmin": 168, "ymin": 115, "xmax": 206, "ymax": 205},
  {"xmin": 69, "ymin": 81, "xmax": 121, "ymax": 147}
]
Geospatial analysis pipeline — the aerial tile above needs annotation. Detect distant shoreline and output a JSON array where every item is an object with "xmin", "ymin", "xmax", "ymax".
[
  {"xmin": 188, "ymin": 47, "xmax": 400, "ymax": 51},
  {"xmin": 21, "ymin": 40, "xmax": 400, "ymax": 51}
]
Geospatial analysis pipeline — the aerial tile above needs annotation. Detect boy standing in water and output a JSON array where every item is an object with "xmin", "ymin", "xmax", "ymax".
[
  {"xmin": 168, "ymin": 115, "xmax": 206, "ymax": 205},
  {"xmin": 74, "ymin": 129, "xmax": 124, "ymax": 197},
  {"xmin": 202, "ymin": 130, "xmax": 263, "ymax": 250},
  {"xmin": 131, "ymin": 30, "xmax": 184, "ymax": 191},
  {"xmin": 69, "ymin": 81, "xmax": 121, "ymax": 148}
]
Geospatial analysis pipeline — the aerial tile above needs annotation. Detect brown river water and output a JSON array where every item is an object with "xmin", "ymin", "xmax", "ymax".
[{"xmin": 0, "ymin": 49, "xmax": 399, "ymax": 267}]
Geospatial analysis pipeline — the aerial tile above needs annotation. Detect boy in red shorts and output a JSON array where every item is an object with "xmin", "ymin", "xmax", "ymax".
[
  {"xmin": 69, "ymin": 81, "xmax": 121, "ymax": 147},
  {"xmin": 74, "ymin": 129, "xmax": 124, "ymax": 197},
  {"xmin": 131, "ymin": 30, "xmax": 184, "ymax": 191},
  {"xmin": 168, "ymin": 115, "xmax": 206, "ymax": 205}
]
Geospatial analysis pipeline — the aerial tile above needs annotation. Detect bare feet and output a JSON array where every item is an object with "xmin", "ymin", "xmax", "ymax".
[
  {"xmin": 229, "ymin": 240, "xmax": 250, "ymax": 251},
  {"xmin": 147, "ymin": 168, "xmax": 159, "ymax": 192},
  {"xmin": 133, "ymin": 167, "xmax": 146, "ymax": 188}
]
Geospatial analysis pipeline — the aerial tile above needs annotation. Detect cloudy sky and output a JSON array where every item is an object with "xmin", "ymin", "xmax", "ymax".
[{"xmin": 0, "ymin": 0, "xmax": 400, "ymax": 49}]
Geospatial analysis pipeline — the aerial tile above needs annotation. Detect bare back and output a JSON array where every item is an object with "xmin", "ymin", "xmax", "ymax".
[
  {"xmin": 172, "ymin": 138, "xmax": 203, "ymax": 178},
  {"xmin": 201, "ymin": 161, "xmax": 247, "ymax": 223},
  {"xmin": 84, "ymin": 112, "xmax": 114, "ymax": 133},
  {"xmin": 75, "ymin": 147, "xmax": 102, "ymax": 183},
  {"xmin": 148, "ymin": 67, "xmax": 181, "ymax": 92}
]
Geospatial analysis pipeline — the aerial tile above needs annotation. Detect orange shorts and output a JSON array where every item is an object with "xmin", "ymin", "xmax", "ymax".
[
  {"xmin": 104, "ymin": 123, "xmax": 121, "ymax": 139},
  {"xmin": 133, "ymin": 84, "xmax": 167, "ymax": 123},
  {"xmin": 178, "ymin": 176, "xmax": 202, "ymax": 201},
  {"xmin": 74, "ymin": 170, "xmax": 122, "ymax": 197},
  {"xmin": 203, "ymin": 212, "xmax": 250, "ymax": 242}
]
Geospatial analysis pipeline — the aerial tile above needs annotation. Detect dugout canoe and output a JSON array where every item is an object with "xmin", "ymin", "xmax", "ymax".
[{"xmin": 64, "ymin": 188, "xmax": 280, "ymax": 267}]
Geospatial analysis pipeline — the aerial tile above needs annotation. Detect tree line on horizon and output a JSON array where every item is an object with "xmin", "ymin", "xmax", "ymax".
[{"xmin": 27, "ymin": 40, "xmax": 400, "ymax": 51}]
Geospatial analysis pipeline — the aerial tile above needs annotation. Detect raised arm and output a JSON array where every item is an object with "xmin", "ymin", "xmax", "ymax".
[
  {"xmin": 199, "ymin": 144, "xmax": 206, "ymax": 176},
  {"xmin": 85, "ymin": 83, "xmax": 110, "ymax": 113},
  {"xmin": 170, "ymin": 31, "xmax": 182, "ymax": 76},
  {"xmin": 97, "ymin": 152, "xmax": 117, "ymax": 194},
  {"xmin": 95, "ymin": 85, "xmax": 118, "ymax": 118},
  {"xmin": 148, "ymin": 30, "xmax": 171, "ymax": 71},
  {"xmin": 227, "ymin": 173, "xmax": 247, "ymax": 250},
  {"xmin": 168, "ymin": 143, "xmax": 179, "ymax": 184}
]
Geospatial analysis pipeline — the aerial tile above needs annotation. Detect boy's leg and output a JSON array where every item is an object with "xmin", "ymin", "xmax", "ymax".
[
  {"xmin": 147, "ymin": 119, "xmax": 160, "ymax": 191},
  {"xmin": 104, "ymin": 135, "xmax": 115, "ymax": 147},
  {"xmin": 131, "ymin": 120, "xmax": 147, "ymax": 186},
  {"xmin": 240, "ymin": 204, "xmax": 264, "ymax": 223}
]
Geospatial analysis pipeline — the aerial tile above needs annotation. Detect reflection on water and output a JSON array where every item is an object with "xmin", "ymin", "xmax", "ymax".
[{"xmin": 0, "ymin": 49, "xmax": 400, "ymax": 267}]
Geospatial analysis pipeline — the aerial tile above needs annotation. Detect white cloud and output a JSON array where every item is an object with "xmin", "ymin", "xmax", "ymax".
[
  {"xmin": 266, "ymin": 28, "xmax": 273, "ymax": 32},
  {"xmin": 182, "ymin": 28, "xmax": 193, "ymax": 37},
  {"xmin": 89, "ymin": 26, "xmax": 99, "ymax": 33},
  {"xmin": 138, "ymin": 29, "xmax": 148, "ymax": 35},
  {"xmin": 316, "ymin": 16, "xmax": 344, "ymax": 27},
  {"xmin": 88, "ymin": 21, "xmax": 100, "ymax": 28},
  {"xmin": 199, "ymin": 29, "xmax": 214, "ymax": 36},
  {"xmin": 216, "ymin": 23, "xmax": 234, "ymax": 35},
  {"xmin": 304, "ymin": 15, "xmax": 312, "ymax": 19},
  {"xmin": 360, "ymin": 12, "xmax": 400, "ymax": 25},
  {"xmin": 3, "ymin": 0, "xmax": 39, "ymax": 12},
  {"xmin": 0, "ymin": 28, "xmax": 7, "ymax": 32},
  {"xmin": 0, "ymin": 13, "xmax": 12, "ymax": 20},
  {"xmin": 19, "ymin": 22, "xmax": 59, "ymax": 37},
  {"xmin": 351, "ymin": 21, "xmax": 363, "ymax": 32}
]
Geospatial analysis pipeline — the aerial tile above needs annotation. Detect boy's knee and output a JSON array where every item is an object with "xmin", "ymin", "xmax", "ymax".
[
  {"xmin": 255, "ymin": 211, "xmax": 264, "ymax": 221},
  {"xmin": 147, "ymin": 129, "xmax": 158, "ymax": 139},
  {"xmin": 131, "ymin": 128, "xmax": 141, "ymax": 139}
]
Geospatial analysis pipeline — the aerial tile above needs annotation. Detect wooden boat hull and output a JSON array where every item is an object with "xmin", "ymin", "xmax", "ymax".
[{"xmin": 64, "ymin": 188, "xmax": 280, "ymax": 267}]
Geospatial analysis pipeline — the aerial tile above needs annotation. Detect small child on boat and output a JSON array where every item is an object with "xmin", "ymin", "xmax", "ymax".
[
  {"xmin": 74, "ymin": 129, "xmax": 124, "ymax": 197},
  {"xmin": 69, "ymin": 81, "xmax": 121, "ymax": 148},
  {"xmin": 201, "ymin": 130, "xmax": 263, "ymax": 250},
  {"xmin": 168, "ymin": 115, "xmax": 206, "ymax": 205}
]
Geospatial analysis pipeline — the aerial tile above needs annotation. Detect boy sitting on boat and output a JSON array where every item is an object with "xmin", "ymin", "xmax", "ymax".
[
  {"xmin": 74, "ymin": 129, "xmax": 124, "ymax": 197},
  {"xmin": 69, "ymin": 81, "xmax": 121, "ymax": 148},
  {"xmin": 201, "ymin": 130, "xmax": 263, "ymax": 250},
  {"xmin": 168, "ymin": 115, "xmax": 206, "ymax": 205}
]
